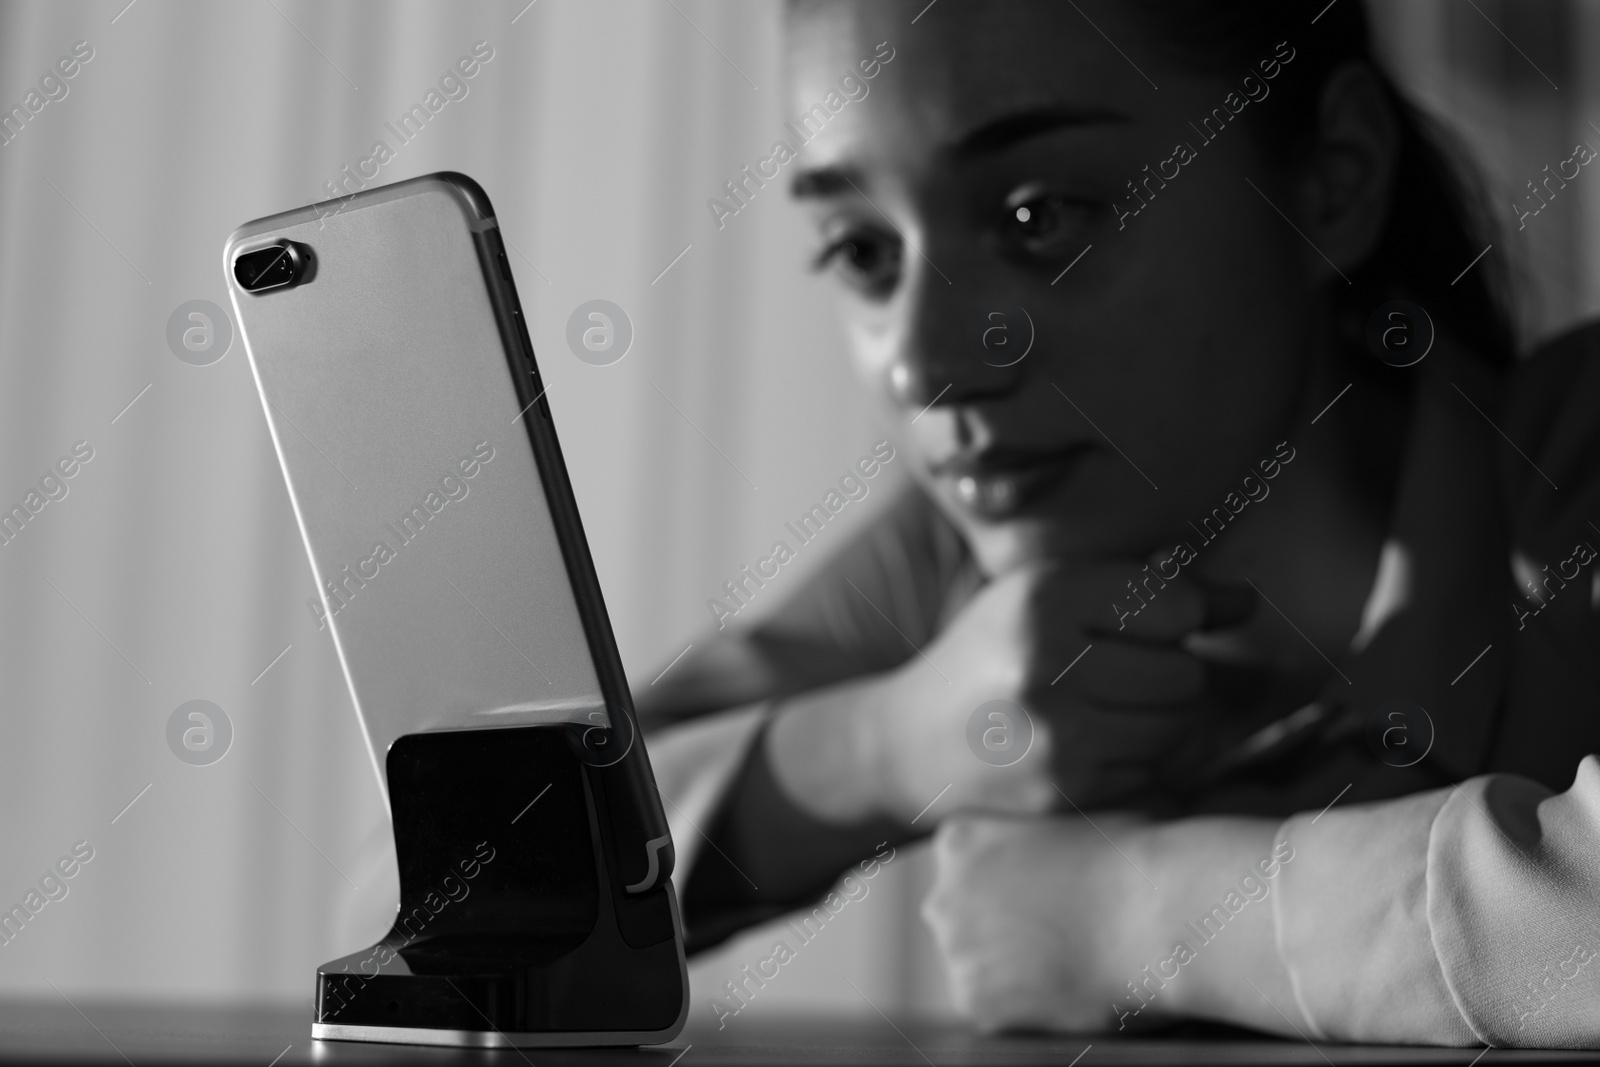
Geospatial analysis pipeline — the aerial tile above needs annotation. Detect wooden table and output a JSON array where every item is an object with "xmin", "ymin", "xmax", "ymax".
[{"xmin": 1, "ymin": 1001, "xmax": 1595, "ymax": 1065}]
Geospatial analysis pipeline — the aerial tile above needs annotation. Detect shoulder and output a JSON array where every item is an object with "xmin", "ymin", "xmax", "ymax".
[
  {"xmin": 1499, "ymin": 321, "xmax": 1600, "ymax": 546},
  {"xmin": 1511, "ymin": 318, "xmax": 1600, "ymax": 394},
  {"xmin": 1503, "ymin": 320, "xmax": 1600, "ymax": 500},
  {"xmin": 636, "ymin": 476, "xmax": 975, "ymax": 726},
  {"xmin": 764, "ymin": 475, "xmax": 973, "ymax": 648},
  {"xmin": 1492, "ymin": 322, "xmax": 1600, "ymax": 783}
]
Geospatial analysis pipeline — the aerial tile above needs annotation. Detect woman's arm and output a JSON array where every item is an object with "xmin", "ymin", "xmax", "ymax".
[
  {"xmin": 637, "ymin": 484, "xmax": 973, "ymax": 948},
  {"xmin": 636, "ymin": 483, "xmax": 970, "ymax": 731},
  {"xmin": 642, "ymin": 477, "xmax": 1250, "ymax": 952},
  {"xmin": 669, "ymin": 680, "xmax": 911, "ymax": 952},
  {"xmin": 663, "ymin": 547, "xmax": 1262, "ymax": 953},
  {"xmin": 923, "ymin": 812, "xmax": 1309, "ymax": 1035},
  {"xmin": 1275, "ymin": 757, "xmax": 1600, "ymax": 1047},
  {"xmin": 926, "ymin": 757, "xmax": 1600, "ymax": 1048}
]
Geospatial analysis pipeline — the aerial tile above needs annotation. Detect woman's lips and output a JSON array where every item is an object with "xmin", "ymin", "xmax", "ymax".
[{"xmin": 935, "ymin": 445, "xmax": 1093, "ymax": 519}]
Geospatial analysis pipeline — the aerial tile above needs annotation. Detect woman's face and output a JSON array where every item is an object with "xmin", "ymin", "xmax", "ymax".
[{"xmin": 787, "ymin": 1, "xmax": 1325, "ymax": 575}]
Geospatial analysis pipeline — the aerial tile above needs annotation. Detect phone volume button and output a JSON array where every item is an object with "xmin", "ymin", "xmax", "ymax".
[
  {"xmin": 487, "ymin": 230, "xmax": 513, "ymax": 280},
  {"xmin": 512, "ymin": 306, "xmax": 532, "ymax": 346}
]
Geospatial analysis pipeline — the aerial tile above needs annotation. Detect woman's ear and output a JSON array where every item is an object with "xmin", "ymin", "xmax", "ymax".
[{"xmin": 1296, "ymin": 62, "xmax": 1400, "ymax": 281}]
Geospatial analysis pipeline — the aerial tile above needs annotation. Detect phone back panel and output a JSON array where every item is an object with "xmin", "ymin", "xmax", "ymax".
[{"xmin": 226, "ymin": 177, "xmax": 606, "ymax": 782}]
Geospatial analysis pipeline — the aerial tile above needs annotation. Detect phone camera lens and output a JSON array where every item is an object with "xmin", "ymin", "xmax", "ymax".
[{"xmin": 234, "ymin": 241, "xmax": 305, "ymax": 292}]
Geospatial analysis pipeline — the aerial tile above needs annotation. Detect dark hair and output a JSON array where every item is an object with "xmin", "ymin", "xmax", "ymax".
[{"xmin": 1128, "ymin": 0, "xmax": 1516, "ymax": 371}]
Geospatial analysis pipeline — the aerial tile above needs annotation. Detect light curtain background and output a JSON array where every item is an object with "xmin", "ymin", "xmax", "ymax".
[{"xmin": 0, "ymin": 0, "xmax": 1593, "ymax": 1020}]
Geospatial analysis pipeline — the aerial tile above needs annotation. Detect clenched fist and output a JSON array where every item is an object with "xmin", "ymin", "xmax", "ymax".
[{"xmin": 860, "ymin": 559, "xmax": 1254, "ymax": 824}]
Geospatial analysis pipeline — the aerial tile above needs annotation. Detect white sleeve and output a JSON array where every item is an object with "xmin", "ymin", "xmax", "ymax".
[
  {"xmin": 1428, "ymin": 756, "xmax": 1600, "ymax": 1046},
  {"xmin": 1272, "ymin": 755, "xmax": 1600, "ymax": 1048}
]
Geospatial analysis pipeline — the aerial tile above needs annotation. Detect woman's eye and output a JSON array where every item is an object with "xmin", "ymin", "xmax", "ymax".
[
  {"xmin": 1004, "ymin": 189, "xmax": 1096, "ymax": 255},
  {"xmin": 811, "ymin": 228, "xmax": 901, "ymax": 295}
]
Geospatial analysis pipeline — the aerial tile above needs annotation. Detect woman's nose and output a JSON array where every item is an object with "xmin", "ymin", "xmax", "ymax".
[{"xmin": 886, "ymin": 273, "xmax": 1029, "ymax": 409}]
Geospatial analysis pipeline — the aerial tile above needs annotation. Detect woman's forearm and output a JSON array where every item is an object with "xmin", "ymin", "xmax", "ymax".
[
  {"xmin": 685, "ymin": 676, "xmax": 912, "ymax": 926},
  {"xmin": 924, "ymin": 812, "xmax": 1313, "ymax": 1036},
  {"xmin": 764, "ymin": 672, "xmax": 893, "ymax": 823},
  {"xmin": 1127, "ymin": 817, "xmax": 1307, "ymax": 1036}
]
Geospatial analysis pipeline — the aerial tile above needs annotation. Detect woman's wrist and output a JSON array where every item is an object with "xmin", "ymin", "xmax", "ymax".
[
  {"xmin": 765, "ymin": 672, "xmax": 898, "ymax": 825},
  {"xmin": 1124, "ymin": 817, "xmax": 1302, "ymax": 1030}
]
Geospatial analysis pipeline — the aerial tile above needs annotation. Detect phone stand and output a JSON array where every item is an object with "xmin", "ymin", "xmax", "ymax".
[{"xmin": 310, "ymin": 724, "xmax": 687, "ymax": 1048}]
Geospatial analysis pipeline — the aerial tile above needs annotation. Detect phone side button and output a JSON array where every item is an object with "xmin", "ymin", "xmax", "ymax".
[
  {"xmin": 487, "ymin": 230, "xmax": 513, "ymax": 280},
  {"xmin": 513, "ymin": 309, "xmax": 537, "ymax": 362}
]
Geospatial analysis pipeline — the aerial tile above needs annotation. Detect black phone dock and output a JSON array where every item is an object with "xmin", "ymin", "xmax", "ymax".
[{"xmin": 310, "ymin": 721, "xmax": 688, "ymax": 1048}]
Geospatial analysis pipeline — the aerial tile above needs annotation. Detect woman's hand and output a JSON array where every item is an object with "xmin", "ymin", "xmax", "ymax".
[
  {"xmin": 861, "ymin": 559, "xmax": 1252, "ymax": 825},
  {"xmin": 922, "ymin": 812, "xmax": 1304, "ymax": 1036},
  {"xmin": 921, "ymin": 812, "xmax": 1161, "ymax": 1032}
]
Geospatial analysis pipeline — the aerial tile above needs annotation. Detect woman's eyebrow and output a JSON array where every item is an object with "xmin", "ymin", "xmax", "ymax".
[
  {"xmin": 951, "ymin": 104, "xmax": 1129, "ymax": 159},
  {"xmin": 788, "ymin": 105, "xmax": 1128, "ymax": 200},
  {"xmin": 791, "ymin": 165, "xmax": 861, "ymax": 200}
]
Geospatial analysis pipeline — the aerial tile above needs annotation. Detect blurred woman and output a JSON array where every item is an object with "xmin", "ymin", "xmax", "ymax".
[{"xmin": 638, "ymin": 0, "xmax": 1600, "ymax": 1042}]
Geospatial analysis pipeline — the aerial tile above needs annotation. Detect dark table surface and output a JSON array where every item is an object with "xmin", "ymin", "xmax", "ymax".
[{"xmin": 2, "ymin": 1002, "xmax": 1597, "ymax": 1066}]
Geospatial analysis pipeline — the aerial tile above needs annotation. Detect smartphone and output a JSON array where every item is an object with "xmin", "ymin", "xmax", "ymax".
[{"xmin": 225, "ymin": 173, "xmax": 685, "ymax": 1046}]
